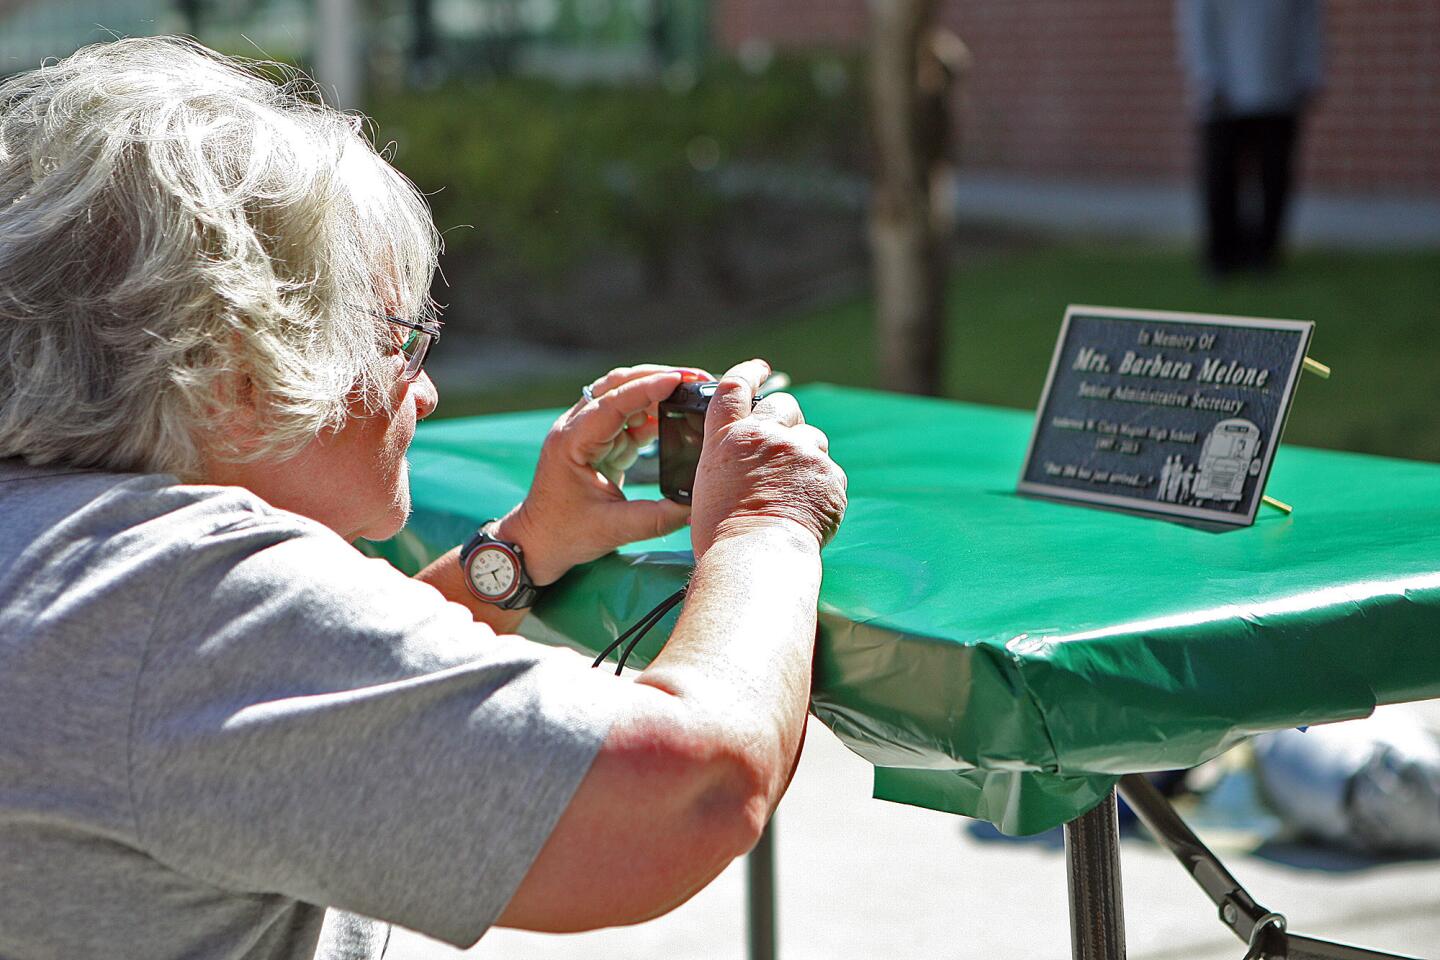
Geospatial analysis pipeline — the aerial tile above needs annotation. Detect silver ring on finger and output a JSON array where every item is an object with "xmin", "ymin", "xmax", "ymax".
[{"xmin": 581, "ymin": 383, "xmax": 595, "ymax": 402}]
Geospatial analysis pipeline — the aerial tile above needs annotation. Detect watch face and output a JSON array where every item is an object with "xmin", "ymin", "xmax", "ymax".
[{"xmin": 466, "ymin": 544, "xmax": 519, "ymax": 601}]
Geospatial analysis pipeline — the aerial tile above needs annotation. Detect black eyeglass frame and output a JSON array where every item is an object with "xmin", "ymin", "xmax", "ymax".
[{"xmin": 385, "ymin": 315, "xmax": 442, "ymax": 382}]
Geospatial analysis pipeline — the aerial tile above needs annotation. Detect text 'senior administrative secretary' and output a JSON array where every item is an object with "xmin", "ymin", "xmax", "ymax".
[{"xmin": 0, "ymin": 37, "xmax": 845, "ymax": 959}]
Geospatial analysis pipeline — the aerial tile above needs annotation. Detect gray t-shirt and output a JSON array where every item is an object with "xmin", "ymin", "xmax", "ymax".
[{"xmin": 0, "ymin": 460, "xmax": 622, "ymax": 959}]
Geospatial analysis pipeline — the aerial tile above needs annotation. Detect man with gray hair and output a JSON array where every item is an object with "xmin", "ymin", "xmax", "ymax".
[{"xmin": 0, "ymin": 38, "xmax": 846, "ymax": 959}]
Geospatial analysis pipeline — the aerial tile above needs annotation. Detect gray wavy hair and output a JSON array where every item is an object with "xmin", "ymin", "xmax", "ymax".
[{"xmin": 0, "ymin": 37, "xmax": 440, "ymax": 478}]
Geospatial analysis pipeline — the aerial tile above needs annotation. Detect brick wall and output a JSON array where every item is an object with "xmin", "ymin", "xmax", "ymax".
[
  {"xmin": 716, "ymin": 0, "xmax": 867, "ymax": 50},
  {"xmin": 714, "ymin": 0, "xmax": 1440, "ymax": 196}
]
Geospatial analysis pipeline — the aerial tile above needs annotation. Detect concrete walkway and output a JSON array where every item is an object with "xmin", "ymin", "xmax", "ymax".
[
  {"xmin": 723, "ymin": 163, "xmax": 1440, "ymax": 249},
  {"xmin": 387, "ymin": 722, "xmax": 1440, "ymax": 960},
  {"xmin": 950, "ymin": 172, "xmax": 1440, "ymax": 249}
]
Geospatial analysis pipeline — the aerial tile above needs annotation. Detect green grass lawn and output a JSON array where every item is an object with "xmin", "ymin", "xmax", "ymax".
[{"xmin": 439, "ymin": 243, "xmax": 1440, "ymax": 462}]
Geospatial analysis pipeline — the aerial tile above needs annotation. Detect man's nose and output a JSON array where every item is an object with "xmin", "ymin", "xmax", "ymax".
[{"xmin": 412, "ymin": 370, "xmax": 439, "ymax": 420}]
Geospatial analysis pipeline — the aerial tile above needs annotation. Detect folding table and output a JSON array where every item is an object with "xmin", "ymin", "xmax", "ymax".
[{"xmin": 365, "ymin": 385, "xmax": 1440, "ymax": 960}]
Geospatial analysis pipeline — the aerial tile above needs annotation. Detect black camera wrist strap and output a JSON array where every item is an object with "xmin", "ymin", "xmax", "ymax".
[{"xmin": 590, "ymin": 586, "xmax": 688, "ymax": 676}]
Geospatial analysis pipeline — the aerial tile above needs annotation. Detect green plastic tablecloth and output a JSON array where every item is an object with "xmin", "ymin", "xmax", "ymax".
[{"xmin": 364, "ymin": 384, "xmax": 1440, "ymax": 834}]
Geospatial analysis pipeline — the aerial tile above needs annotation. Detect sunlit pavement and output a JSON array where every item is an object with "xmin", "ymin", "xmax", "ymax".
[{"xmin": 388, "ymin": 720, "xmax": 1440, "ymax": 960}]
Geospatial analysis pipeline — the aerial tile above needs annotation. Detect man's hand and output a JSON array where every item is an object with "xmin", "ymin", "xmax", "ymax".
[
  {"xmin": 493, "ymin": 365, "xmax": 706, "ymax": 585},
  {"xmin": 688, "ymin": 358, "xmax": 847, "ymax": 559},
  {"xmin": 499, "ymin": 358, "xmax": 845, "ymax": 934}
]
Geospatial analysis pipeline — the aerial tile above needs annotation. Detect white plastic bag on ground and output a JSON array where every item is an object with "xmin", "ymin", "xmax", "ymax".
[{"xmin": 1253, "ymin": 704, "xmax": 1440, "ymax": 854}]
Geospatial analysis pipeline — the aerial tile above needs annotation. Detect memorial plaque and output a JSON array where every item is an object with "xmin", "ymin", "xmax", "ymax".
[{"xmin": 1018, "ymin": 305, "xmax": 1314, "ymax": 527}]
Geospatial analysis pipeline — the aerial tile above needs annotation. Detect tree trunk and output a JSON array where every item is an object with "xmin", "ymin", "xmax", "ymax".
[
  {"xmin": 174, "ymin": 0, "xmax": 204, "ymax": 36},
  {"xmin": 313, "ymin": 0, "xmax": 362, "ymax": 110},
  {"xmin": 410, "ymin": 0, "xmax": 439, "ymax": 80},
  {"xmin": 866, "ymin": 0, "xmax": 951, "ymax": 396}
]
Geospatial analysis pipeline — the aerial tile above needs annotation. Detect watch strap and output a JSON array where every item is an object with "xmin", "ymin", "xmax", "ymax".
[
  {"xmin": 460, "ymin": 521, "xmax": 543, "ymax": 610},
  {"xmin": 493, "ymin": 579, "xmax": 542, "ymax": 611}
]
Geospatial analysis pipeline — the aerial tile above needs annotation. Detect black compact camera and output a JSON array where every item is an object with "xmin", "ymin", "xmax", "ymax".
[
  {"xmin": 657, "ymin": 375, "xmax": 778, "ymax": 503},
  {"xmin": 657, "ymin": 380, "xmax": 717, "ymax": 504}
]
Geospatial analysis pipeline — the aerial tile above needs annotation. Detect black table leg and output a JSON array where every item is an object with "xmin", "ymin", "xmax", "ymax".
[
  {"xmin": 1065, "ymin": 788, "xmax": 1127, "ymax": 960},
  {"xmin": 748, "ymin": 818, "xmax": 777, "ymax": 960}
]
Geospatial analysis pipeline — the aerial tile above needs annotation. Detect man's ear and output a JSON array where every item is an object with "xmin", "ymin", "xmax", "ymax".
[{"xmin": 199, "ymin": 363, "xmax": 267, "ymax": 461}]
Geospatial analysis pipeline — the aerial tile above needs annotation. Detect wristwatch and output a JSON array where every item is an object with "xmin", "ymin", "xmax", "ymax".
[{"xmin": 458, "ymin": 521, "xmax": 543, "ymax": 610}]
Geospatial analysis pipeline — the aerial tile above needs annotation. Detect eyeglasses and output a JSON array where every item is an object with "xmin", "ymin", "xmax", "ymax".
[{"xmin": 385, "ymin": 315, "xmax": 442, "ymax": 382}]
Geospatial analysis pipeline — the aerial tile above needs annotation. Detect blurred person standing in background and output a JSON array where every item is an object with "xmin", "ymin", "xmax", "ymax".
[{"xmin": 1176, "ymin": 0, "xmax": 1324, "ymax": 277}]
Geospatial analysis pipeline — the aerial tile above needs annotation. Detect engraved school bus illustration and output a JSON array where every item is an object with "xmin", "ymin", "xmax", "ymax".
[
  {"xmin": 1193, "ymin": 419, "xmax": 1263, "ymax": 502},
  {"xmin": 1155, "ymin": 418, "xmax": 1263, "ymax": 507}
]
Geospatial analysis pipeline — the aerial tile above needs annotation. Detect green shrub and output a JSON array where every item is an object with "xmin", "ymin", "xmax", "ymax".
[{"xmin": 368, "ymin": 56, "xmax": 864, "ymax": 278}]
